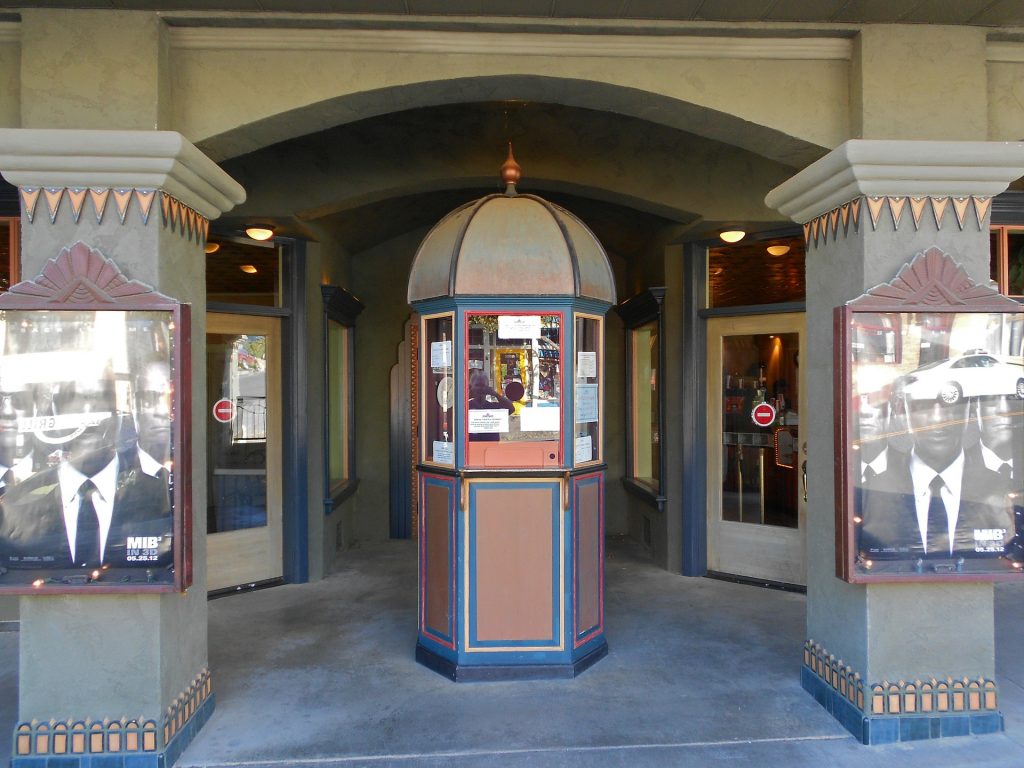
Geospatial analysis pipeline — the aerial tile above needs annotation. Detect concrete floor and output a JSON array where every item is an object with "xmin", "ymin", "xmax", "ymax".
[{"xmin": 3, "ymin": 538, "xmax": 1024, "ymax": 767}]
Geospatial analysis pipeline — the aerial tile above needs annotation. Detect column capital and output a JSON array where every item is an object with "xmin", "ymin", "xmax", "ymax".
[
  {"xmin": 0, "ymin": 129, "xmax": 245, "ymax": 220},
  {"xmin": 765, "ymin": 140, "xmax": 1024, "ymax": 224}
]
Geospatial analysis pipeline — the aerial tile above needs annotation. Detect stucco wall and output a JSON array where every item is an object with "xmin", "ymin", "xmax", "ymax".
[
  {"xmin": 350, "ymin": 228, "xmax": 421, "ymax": 543},
  {"xmin": 989, "ymin": 59, "xmax": 1024, "ymax": 141},
  {"xmin": 169, "ymin": 32, "xmax": 848, "ymax": 164},
  {"xmin": 18, "ymin": 10, "xmax": 170, "ymax": 130},
  {"xmin": 852, "ymin": 25, "xmax": 988, "ymax": 140},
  {"xmin": 0, "ymin": 33, "xmax": 18, "ymax": 128},
  {"xmin": 0, "ymin": 13, "xmax": 1011, "ymax": 163}
]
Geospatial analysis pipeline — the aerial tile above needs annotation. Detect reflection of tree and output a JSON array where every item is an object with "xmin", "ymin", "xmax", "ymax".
[{"xmin": 241, "ymin": 336, "xmax": 266, "ymax": 361}]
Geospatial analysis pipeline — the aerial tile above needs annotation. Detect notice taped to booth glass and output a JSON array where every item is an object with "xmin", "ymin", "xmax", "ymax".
[
  {"xmin": 498, "ymin": 315, "xmax": 541, "ymax": 339},
  {"xmin": 430, "ymin": 340, "xmax": 452, "ymax": 370},
  {"xmin": 432, "ymin": 440, "xmax": 454, "ymax": 464},
  {"xmin": 468, "ymin": 408, "xmax": 509, "ymax": 434}
]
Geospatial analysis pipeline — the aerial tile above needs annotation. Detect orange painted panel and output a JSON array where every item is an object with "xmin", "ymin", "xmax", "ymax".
[
  {"xmin": 577, "ymin": 481, "xmax": 601, "ymax": 634},
  {"xmin": 474, "ymin": 486, "xmax": 555, "ymax": 642},
  {"xmin": 425, "ymin": 483, "xmax": 451, "ymax": 635}
]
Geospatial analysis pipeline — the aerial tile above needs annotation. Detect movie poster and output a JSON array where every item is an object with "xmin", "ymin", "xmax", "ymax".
[
  {"xmin": 0, "ymin": 309, "xmax": 184, "ymax": 590},
  {"xmin": 843, "ymin": 309, "xmax": 1024, "ymax": 580}
]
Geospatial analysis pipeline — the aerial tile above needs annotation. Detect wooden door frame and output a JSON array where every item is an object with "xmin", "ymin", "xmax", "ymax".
[
  {"xmin": 705, "ymin": 312, "xmax": 807, "ymax": 586},
  {"xmin": 206, "ymin": 312, "xmax": 284, "ymax": 591}
]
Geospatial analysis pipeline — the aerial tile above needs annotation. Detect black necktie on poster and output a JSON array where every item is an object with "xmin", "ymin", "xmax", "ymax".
[
  {"xmin": 863, "ymin": 466, "xmax": 877, "ymax": 484},
  {"xmin": 999, "ymin": 462, "xmax": 1012, "ymax": 480},
  {"xmin": 927, "ymin": 475, "xmax": 949, "ymax": 556},
  {"xmin": 75, "ymin": 479, "xmax": 101, "ymax": 567},
  {"xmin": 0, "ymin": 469, "xmax": 12, "ymax": 497}
]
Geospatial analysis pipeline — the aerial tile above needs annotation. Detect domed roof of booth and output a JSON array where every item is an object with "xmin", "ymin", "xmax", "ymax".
[{"xmin": 407, "ymin": 147, "xmax": 616, "ymax": 304}]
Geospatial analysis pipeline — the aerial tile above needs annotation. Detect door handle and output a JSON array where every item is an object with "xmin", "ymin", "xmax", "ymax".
[{"xmin": 800, "ymin": 441, "xmax": 808, "ymax": 502}]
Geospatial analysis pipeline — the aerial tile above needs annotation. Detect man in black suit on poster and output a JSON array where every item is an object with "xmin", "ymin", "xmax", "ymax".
[
  {"xmin": 858, "ymin": 385, "xmax": 1020, "ymax": 568},
  {"xmin": 973, "ymin": 393, "xmax": 1023, "ymax": 482},
  {"xmin": 0, "ymin": 363, "xmax": 172, "ymax": 574}
]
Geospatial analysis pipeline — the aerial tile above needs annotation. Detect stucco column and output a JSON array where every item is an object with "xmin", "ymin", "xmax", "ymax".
[
  {"xmin": 0, "ymin": 129, "xmax": 244, "ymax": 766},
  {"xmin": 766, "ymin": 140, "xmax": 1024, "ymax": 744}
]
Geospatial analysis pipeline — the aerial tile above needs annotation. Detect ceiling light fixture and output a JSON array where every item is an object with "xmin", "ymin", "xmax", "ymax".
[
  {"xmin": 204, "ymin": 242, "xmax": 221, "ymax": 254},
  {"xmin": 766, "ymin": 244, "xmax": 791, "ymax": 256},
  {"xmin": 719, "ymin": 230, "xmax": 745, "ymax": 243},
  {"xmin": 240, "ymin": 265, "xmax": 258, "ymax": 274},
  {"xmin": 245, "ymin": 225, "xmax": 275, "ymax": 241}
]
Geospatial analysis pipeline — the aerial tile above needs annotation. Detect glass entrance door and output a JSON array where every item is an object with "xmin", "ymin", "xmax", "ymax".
[
  {"xmin": 206, "ymin": 313, "xmax": 283, "ymax": 591},
  {"xmin": 706, "ymin": 313, "xmax": 806, "ymax": 585}
]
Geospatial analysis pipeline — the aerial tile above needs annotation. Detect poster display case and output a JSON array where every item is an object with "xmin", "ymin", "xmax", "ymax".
[
  {"xmin": 835, "ymin": 248, "xmax": 1024, "ymax": 582},
  {"xmin": 0, "ymin": 244, "xmax": 191, "ymax": 593}
]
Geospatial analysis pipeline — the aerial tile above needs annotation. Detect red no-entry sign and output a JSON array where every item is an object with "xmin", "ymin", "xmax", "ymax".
[
  {"xmin": 212, "ymin": 398, "xmax": 236, "ymax": 423},
  {"xmin": 751, "ymin": 402, "xmax": 777, "ymax": 428}
]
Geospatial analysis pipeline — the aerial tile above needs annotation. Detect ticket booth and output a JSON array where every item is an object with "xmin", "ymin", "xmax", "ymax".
[{"xmin": 408, "ymin": 156, "xmax": 615, "ymax": 680}]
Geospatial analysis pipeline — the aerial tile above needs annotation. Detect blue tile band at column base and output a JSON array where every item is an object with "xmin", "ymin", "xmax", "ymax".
[
  {"xmin": 801, "ymin": 650, "xmax": 1004, "ymax": 745},
  {"xmin": 10, "ymin": 694, "xmax": 214, "ymax": 768}
]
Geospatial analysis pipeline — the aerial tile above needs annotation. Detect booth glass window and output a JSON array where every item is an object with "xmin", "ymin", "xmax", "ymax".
[
  {"xmin": 465, "ymin": 312, "xmax": 562, "ymax": 468},
  {"xmin": 0, "ymin": 216, "xmax": 17, "ymax": 293},
  {"xmin": 573, "ymin": 314, "xmax": 602, "ymax": 466},
  {"xmin": 327, "ymin": 320, "xmax": 352, "ymax": 490},
  {"xmin": 990, "ymin": 225, "xmax": 1024, "ymax": 298},
  {"xmin": 631, "ymin": 319, "xmax": 660, "ymax": 490},
  {"xmin": 423, "ymin": 313, "xmax": 455, "ymax": 465}
]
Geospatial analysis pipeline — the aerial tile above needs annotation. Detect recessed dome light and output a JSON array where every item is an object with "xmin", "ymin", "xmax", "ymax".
[
  {"xmin": 719, "ymin": 230, "xmax": 745, "ymax": 243},
  {"xmin": 240, "ymin": 265, "xmax": 258, "ymax": 274},
  {"xmin": 766, "ymin": 244, "xmax": 791, "ymax": 256},
  {"xmin": 245, "ymin": 225, "xmax": 275, "ymax": 241}
]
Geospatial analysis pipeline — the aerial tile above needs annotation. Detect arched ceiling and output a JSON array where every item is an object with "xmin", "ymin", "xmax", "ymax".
[
  {"xmin": 196, "ymin": 75, "xmax": 829, "ymax": 169},
  {"xmin": 216, "ymin": 100, "xmax": 800, "ymax": 257}
]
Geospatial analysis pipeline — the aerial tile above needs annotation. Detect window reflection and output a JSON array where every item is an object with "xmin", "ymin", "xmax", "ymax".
[
  {"xmin": 631, "ymin": 320, "xmax": 660, "ymax": 489},
  {"xmin": 720, "ymin": 332, "xmax": 800, "ymax": 528}
]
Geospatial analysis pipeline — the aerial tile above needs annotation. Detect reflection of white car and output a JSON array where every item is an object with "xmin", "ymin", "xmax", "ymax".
[{"xmin": 898, "ymin": 353, "xmax": 1024, "ymax": 404}]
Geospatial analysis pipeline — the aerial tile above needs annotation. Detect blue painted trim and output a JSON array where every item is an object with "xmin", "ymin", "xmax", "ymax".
[
  {"xmin": 467, "ymin": 480, "xmax": 561, "ymax": 648},
  {"xmin": 681, "ymin": 242, "xmax": 708, "ymax": 576},
  {"xmin": 281, "ymin": 240, "xmax": 309, "ymax": 583},
  {"xmin": 11, "ymin": 695, "xmax": 215, "ymax": 768},
  {"xmin": 801, "ymin": 665, "xmax": 1004, "ymax": 745}
]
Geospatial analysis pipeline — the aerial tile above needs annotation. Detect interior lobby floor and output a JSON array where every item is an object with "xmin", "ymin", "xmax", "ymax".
[{"xmin": 2, "ymin": 537, "xmax": 1023, "ymax": 767}]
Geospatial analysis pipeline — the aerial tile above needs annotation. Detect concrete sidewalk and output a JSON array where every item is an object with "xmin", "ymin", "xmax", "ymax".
[
  {"xmin": 183, "ymin": 539, "xmax": 1024, "ymax": 768},
  {"xmin": 3, "ymin": 539, "xmax": 1023, "ymax": 767}
]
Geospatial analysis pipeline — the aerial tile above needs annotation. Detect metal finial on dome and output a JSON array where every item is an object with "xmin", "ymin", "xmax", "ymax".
[{"xmin": 501, "ymin": 143, "xmax": 521, "ymax": 196}]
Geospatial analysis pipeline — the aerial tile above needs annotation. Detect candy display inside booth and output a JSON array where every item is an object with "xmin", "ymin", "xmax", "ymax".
[{"xmin": 408, "ymin": 156, "xmax": 615, "ymax": 680}]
